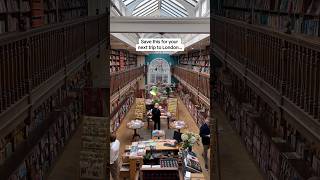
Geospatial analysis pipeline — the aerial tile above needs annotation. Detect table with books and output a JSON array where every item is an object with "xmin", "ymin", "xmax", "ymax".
[
  {"xmin": 127, "ymin": 120, "xmax": 144, "ymax": 141},
  {"xmin": 122, "ymin": 139, "xmax": 180, "ymax": 180},
  {"xmin": 170, "ymin": 120, "xmax": 187, "ymax": 133}
]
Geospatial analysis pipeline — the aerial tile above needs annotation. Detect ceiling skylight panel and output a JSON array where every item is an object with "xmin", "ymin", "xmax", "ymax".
[
  {"xmin": 137, "ymin": 4, "xmax": 158, "ymax": 16},
  {"xmin": 144, "ymin": 8, "xmax": 159, "ymax": 16},
  {"xmin": 184, "ymin": 0, "xmax": 198, "ymax": 6},
  {"xmin": 122, "ymin": 0, "xmax": 136, "ymax": 6},
  {"xmin": 161, "ymin": 4, "xmax": 185, "ymax": 17},
  {"xmin": 132, "ymin": 0, "xmax": 157, "ymax": 16},
  {"xmin": 162, "ymin": 0, "xmax": 188, "ymax": 15},
  {"xmin": 134, "ymin": 0, "xmax": 150, "ymax": 9},
  {"xmin": 161, "ymin": 6, "xmax": 181, "ymax": 17},
  {"xmin": 162, "ymin": 1, "xmax": 187, "ymax": 17}
]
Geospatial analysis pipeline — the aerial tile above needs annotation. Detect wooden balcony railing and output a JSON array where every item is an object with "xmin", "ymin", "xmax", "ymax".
[
  {"xmin": 172, "ymin": 66, "xmax": 210, "ymax": 99},
  {"xmin": 212, "ymin": 15, "xmax": 320, "ymax": 141},
  {"xmin": 0, "ymin": 15, "xmax": 108, "ymax": 115},
  {"xmin": 110, "ymin": 66, "xmax": 144, "ymax": 95}
]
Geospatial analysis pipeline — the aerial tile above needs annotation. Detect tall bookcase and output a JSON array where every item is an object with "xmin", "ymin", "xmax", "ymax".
[
  {"xmin": 214, "ymin": 0, "xmax": 320, "ymax": 37},
  {"xmin": 110, "ymin": 49, "xmax": 138, "ymax": 73},
  {"xmin": 217, "ymin": 66, "xmax": 320, "ymax": 180},
  {"xmin": 0, "ymin": 0, "xmax": 88, "ymax": 34},
  {"xmin": 178, "ymin": 47, "xmax": 210, "ymax": 75},
  {"xmin": 0, "ymin": 0, "xmax": 31, "ymax": 33},
  {"xmin": 0, "ymin": 64, "xmax": 90, "ymax": 179}
]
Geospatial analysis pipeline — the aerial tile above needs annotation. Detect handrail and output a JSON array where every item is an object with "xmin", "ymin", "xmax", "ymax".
[
  {"xmin": 213, "ymin": 15, "xmax": 320, "ymax": 49},
  {"xmin": 0, "ymin": 14, "xmax": 107, "ymax": 45},
  {"xmin": 0, "ymin": 14, "xmax": 108, "ymax": 115},
  {"xmin": 212, "ymin": 15, "xmax": 320, "ymax": 143},
  {"xmin": 110, "ymin": 66, "xmax": 144, "ymax": 96}
]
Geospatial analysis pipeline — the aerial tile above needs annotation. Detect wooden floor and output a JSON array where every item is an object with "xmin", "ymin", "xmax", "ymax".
[{"xmin": 48, "ymin": 98, "xmax": 263, "ymax": 180}]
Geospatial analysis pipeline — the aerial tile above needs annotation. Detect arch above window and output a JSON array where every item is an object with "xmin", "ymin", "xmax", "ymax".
[{"xmin": 148, "ymin": 58, "xmax": 171, "ymax": 85}]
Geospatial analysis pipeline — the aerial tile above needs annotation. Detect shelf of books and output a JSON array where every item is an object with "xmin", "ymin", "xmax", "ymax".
[
  {"xmin": 110, "ymin": 66, "xmax": 144, "ymax": 96},
  {"xmin": 216, "ymin": 68, "xmax": 320, "ymax": 180},
  {"xmin": 80, "ymin": 116, "xmax": 108, "ymax": 180},
  {"xmin": 110, "ymin": 90, "xmax": 135, "ymax": 133},
  {"xmin": 0, "ymin": 0, "xmax": 88, "ymax": 34},
  {"xmin": 173, "ymin": 66, "xmax": 210, "ymax": 100},
  {"xmin": 110, "ymin": 49, "xmax": 138, "ymax": 73},
  {"xmin": 0, "ymin": 65, "xmax": 88, "ymax": 179},
  {"xmin": 0, "ymin": 0, "xmax": 31, "ymax": 34},
  {"xmin": 177, "ymin": 48, "xmax": 210, "ymax": 75},
  {"xmin": 215, "ymin": 0, "xmax": 320, "ymax": 37},
  {"xmin": 7, "ymin": 95, "xmax": 83, "ymax": 180},
  {"xmin": 167, "ymin": 98, "xmax": 178, "ymax": 118},
  {"xmin": 178, "ymin": 83, "xmax": 209, "ymax": 127},
  {"xmin": 135, "ymin": 98, "xmax": 145, "ymax": 120}
]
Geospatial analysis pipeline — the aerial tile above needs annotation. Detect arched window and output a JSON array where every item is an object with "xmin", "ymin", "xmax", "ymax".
[{"xmin": 148, "ymin": 58, "xmax": 171, "ymax": 85}]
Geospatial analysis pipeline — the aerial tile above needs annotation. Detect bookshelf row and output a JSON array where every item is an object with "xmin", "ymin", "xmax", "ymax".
[
  {"xmin": 178, "ymin": 83, "xmax": 209, "ymax": 128},
  {"xmin": 0, "ymin": 0, "xmax": 88, "ymax": 34},
  {"xmin": 216, "ymin": 68, "xmax": 320, "ymax": 180},
  {"xmin": 0, "ymin": 15, "xmax": 107, "ymax": 115},
  {"xmin": 173, "ymin": 66, "xmax": 210, "ymax": 99},
  {"xmin": 110, "ymin": 91, "xmax": 135, "ymax": 132},
  {"xmin": 0, "ymin": 63, "xmax": 89, "ymax": 179},
  {"xmin": 177, "ymin": 48, "xmax": 210, "ymax": 74},
  {"xmin": 8, "ymin": 97, "xmax": 82, "ymax": 180},
  {"xmin": 214, "ymin": 0, "xmax": 320, "ymax": 37},
  {"xmin": 211, "ymin": 15, "xmax": 320, "ymax": 123},
  {"xmin": 110, "ymin": 49, "xmax": 138, "ymax": 73},
  {"xmin": 110, "ymin": 66, "xmax": 144, "ymax": 95}
]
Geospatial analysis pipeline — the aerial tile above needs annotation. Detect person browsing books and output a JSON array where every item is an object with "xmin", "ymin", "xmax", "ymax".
[
  {"xmin": 110, "ymin": 133, "xmax": 120, "ymax": 180},
  {"xmin": 152, "ymin": 103, "xmax": 161, "ymax": 130},
  {"xmin": 200, "ymin": 118, "xmax": 210, "ymax": 170}
]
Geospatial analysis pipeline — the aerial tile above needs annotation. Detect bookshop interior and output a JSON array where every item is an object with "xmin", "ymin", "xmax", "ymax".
[{"xmin": 0, "ymin": 0, "xmax": 320, "ymax": 180}]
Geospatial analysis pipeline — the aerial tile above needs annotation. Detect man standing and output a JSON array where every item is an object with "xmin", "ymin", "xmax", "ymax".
[
  {"xmin": 152, "ymin": 103, "xmax": 161, "ymax": 130},
  {"xmin": 110, "ymin": 133, "xmax": 120, "ymax": 180},
  {"xmin": 200, "ymin": 118, "xmax": 210, "ymax": 170}
]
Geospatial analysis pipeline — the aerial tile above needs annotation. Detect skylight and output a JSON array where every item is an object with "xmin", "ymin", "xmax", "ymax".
[{"xmin": 123, "ymin": 0, "xmax": 199, "ymax": 17}]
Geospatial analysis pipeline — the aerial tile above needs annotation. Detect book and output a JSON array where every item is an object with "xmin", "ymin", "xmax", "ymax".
[{"xmin": 0, "ymin": 0, "xmax": 6, "ymax": 13}]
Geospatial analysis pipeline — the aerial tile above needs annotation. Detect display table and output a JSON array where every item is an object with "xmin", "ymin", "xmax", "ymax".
[
  {"xmin": 122, "ymin": 139, "xmax": 204, "ymax": 180},
  {"xmin": 170, "ymin": 120, "xmax": 187, "ymax": 133},
  {"xmin": 127, "ymin": 120, "xmax": 144, "ymax": 141}
]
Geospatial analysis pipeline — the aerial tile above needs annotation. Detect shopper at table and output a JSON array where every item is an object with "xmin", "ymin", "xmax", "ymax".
[
  {"xmin": 200, "ymin": 118, "xmax": 210, "ymax": 170},
  {"xmin": 152, "ymin": 103, "xmax": 161, "ymax": 130},
  {"xmin": 110, "ymin": 133, "xmax": 120, "ymax": 180}
]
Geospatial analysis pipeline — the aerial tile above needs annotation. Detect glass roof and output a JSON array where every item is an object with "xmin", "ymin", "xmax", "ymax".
[{"xmin": 123, "ymin": 0, "xmax": 199, "ymax": 17}]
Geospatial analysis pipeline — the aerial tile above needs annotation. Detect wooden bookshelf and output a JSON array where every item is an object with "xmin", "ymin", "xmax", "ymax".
[
  {"xmin": 0, "ymin": 63, "xmax": 89, "ymax": 179},
  {"xmin": 178, "ymin": 83, "xmax": 209, "ymax": 127},
  {"xmin": 110, "ymin": 66, "xmax": 144, "ymax": 96},
  {"xmin": 0, "ymin": 0, "xmax": 88, "ymax": 34},
  {"xmin": 177, "ymin": 48, "xmax": 210, "ymax": 75},
  {"xmin": 0, "ymin": 0, "xmax": 32, "ymax": 34},
  {"xmin": 110, "ymin": 49, "xmax": 138, "ymax": 73},
  {"xmin": 0, "ymin": 15, "xmax": 107, "ymax": 115},
  {"xmin": 173, "ymin": 66, "xmax": 210, "ymax": 99},
  {"xmin": 110, "ymin": 91, "xmax": 135, "ymax": 132},
  {"xmin": 216, "ymin": 67, "xmax": 320, "ymax": 179},
  {"xmin": 211, "ymin": 15, "xmax": 320, "ymax": 144},
  {"xmin": 213, "ymin": 0, "xmax": 320, "ymax": 37}
]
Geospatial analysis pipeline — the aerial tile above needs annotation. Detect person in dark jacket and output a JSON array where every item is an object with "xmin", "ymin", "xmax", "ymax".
[
  {"xmin": 152, "ymin": 103, "xmax": 161, "ymax": 130},
  {"xmin": 200, "ymin": 118, "xmax": 210, "ymax": 170}
]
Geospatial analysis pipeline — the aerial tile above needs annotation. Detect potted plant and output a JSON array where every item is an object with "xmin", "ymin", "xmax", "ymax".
[{"xmin": 181, "ymin": 132, "xmax": 200, "ymax": 152}]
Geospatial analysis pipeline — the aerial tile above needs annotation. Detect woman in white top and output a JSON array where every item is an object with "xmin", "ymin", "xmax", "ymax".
[{"xmin": 110, "ymin": 133, "xmax": 120, "ymax": 180}]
